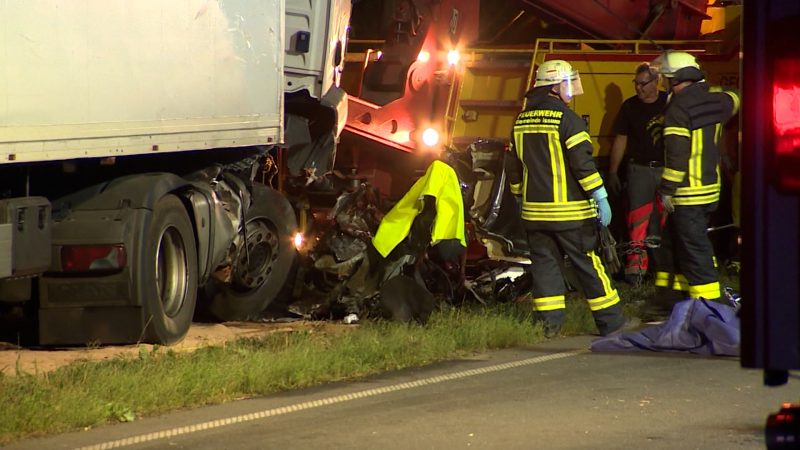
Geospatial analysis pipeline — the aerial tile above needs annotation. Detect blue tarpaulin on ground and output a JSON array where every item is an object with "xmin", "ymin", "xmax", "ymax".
[{"xmin": 591, "ymin": 298, "xmax": 740, "ymax": 356}]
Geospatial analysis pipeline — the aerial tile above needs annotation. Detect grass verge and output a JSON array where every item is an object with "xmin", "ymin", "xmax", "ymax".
[
  {"xmin": 0, "ymin": 305, "xmax": 545, "ymax": 445},
  {"xmin": 0, "ymin": 272, "xmax": 737, "ymax": 444}
]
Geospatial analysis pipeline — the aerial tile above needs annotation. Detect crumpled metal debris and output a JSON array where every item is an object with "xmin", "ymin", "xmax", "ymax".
[
  {"xmin": 325, "ymin": 184, "xmax": 383, "ymax": 262},
  {"xmin": 284, "ymin": 154, "xmax": 534, "ymax": 322},
  {"xmin": 287, "ymin": 183, "xmax": 384, "ymax": 319}
]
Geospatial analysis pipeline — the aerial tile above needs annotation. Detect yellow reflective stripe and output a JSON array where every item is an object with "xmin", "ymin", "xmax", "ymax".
[
  {"xmin": 532, "ymin": 295, "xmax": 566, "ymax": 311},
  {"xmin": 654, "ymin": 271, "xmax": 670, "ymax": 287},
  {"xmin": 515, "ymin": 124, "xmax": 559, "ymax": 134},
  {"xmin": 522, "ymin": 206, "xmax": 595, "ymax": 214},
  {"xmin": 515, "ymin": 133, "xmax": 524, "ymax": 161},
  {"xmin": 522, "ymin": 167, "xmax": 528, "ymax": 198},
  {"xmin": 674, "ymin": 182, "xmax": 721, "ymax": 205},
  {"xmin": 714, "ymin": 123, "xmax": 721, "ymax": 145},
  {"xmin": 588, "ymin": 251, "xmax": 614, "ymax": 296},
  {"xmin": 586, "ymin": 290, "xmax": 620, "ymax": 311},
  {"xmin": 521, "ymin": 200, "xmax": 597, "ymax": 221},
  {"xmin": 579, "ymin": 172, "xmax": 603, "ymax": 191},
  {"xmin": 521, "ymin": 210, "xmax": 597, "ymax": 221},
  {"xmin": 725, "ymin": 91, "xmax": 740, "ymax": 115},
  {"xmin": 547, "ymin": 133, "xmax": 559, "ymax": 202},
  {"xmin": 689, "ymin": 129, "xmax": 697, "ymax": 187},
  {"xmin": 522, "ymin": 166, "xmax": 528, "ymax": 199},
  {"xmin": 523, "ymin": 200, "xmax": 595, "ymax": 210},
  {"xmin": 515, "ymin": 121, "xmax": 569, "ymax": 204},
  {"xmin": 672, "ymin": 274, "xmax": 689, "ymax": 291},
  {"xmin": 712, "ymin": 256, "xmax": 718, "ymax": 268},
  {"xmin": 551, "ymin": 134, "xmax": 568, "ymax": 202},
  {"xmin": 675, "ymin": 183, "xmax": 721, "ymax": 195},
  {"xmin": 689, "ymin": 129, "xmax": 703, "ymax": 187},
  {"xmin": 672, "ymin": 192, "xmax": 720, "ymax": 205},
  {"xmin": 662, "ymin": 168, "xmax": 685, "ymax": 183},
  {"xmin": 565, "ymin": 131, "xmax": 591, "ymax": 149},
  {"xmin": 664, "ymin": 126, "xmax": 690, "ymax": 138},
  {"xmin": 694, "ymin": 128, "xmax": 705, "ymax": 186},
  {"xmin": 514, "ymin": 133, "xmax": 528, "ymax": 199},
  {"xmin": 510, "ymin": 183, "xmax": 523, "ymax": 195},
  {"xmin": 689, "ymin": 281, "xmax": 721, "ymax": 299}
]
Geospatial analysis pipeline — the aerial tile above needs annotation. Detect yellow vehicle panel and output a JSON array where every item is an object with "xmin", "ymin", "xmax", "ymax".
[{"xmin": 448, "ymin": 39, "xmax": 739, "ymax": 167}]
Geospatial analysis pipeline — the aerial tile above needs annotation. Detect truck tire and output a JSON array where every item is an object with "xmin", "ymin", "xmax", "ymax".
[
  {"xmin": 140, "ymin": 195, "xmax": 198, "ymax": 345},
  {"xmin": 203, "ymin": 185, "xmax": 297, "ymax": 321}
]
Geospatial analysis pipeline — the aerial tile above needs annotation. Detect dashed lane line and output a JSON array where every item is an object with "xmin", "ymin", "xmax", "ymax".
[{"xmin": 76, "ymin": 349, "xmax": 585, "ymax": 450}]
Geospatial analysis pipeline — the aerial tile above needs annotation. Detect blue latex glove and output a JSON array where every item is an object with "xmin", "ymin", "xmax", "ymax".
[{"xmin": 591, "ymin": 187, "xmax": 612, "ymax": 227}]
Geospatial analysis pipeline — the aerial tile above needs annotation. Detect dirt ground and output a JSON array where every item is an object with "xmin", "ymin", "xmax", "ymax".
[{"xmin": 0, "ymin": 320, "xmax": 350, "ymax": 376}]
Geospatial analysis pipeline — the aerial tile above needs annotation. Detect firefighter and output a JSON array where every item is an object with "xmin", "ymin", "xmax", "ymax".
[
  {"xmin": 607, "ymin": 62, "xmax": 669, "ymax": 284},
  {"xmin": 646, "ymin": 51, "xmax": 740, "ymax": 318},
  {"xmin": 505, "ymin": 60, "xmax": 626, "ymax": 338}
]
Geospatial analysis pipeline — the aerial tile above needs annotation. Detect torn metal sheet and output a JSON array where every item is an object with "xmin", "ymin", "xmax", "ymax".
[{"xmin": 281, "ymin": 152, "xmax": 537, "ymax": 323}]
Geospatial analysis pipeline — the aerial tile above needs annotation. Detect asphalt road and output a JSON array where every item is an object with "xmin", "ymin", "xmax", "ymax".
[{"xmin": 5, "ymin": 335, "xmax": 792, "ymax": 450}]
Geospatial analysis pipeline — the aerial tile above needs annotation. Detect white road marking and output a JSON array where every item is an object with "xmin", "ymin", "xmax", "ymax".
[{"xmin": 76, "ymin": 350, "xmax": 584, "ymax": 450}]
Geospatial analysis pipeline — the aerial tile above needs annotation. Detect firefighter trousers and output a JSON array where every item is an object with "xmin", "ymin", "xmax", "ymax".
[
  {"xmin": 527, "ymin": 222, "xmax": 623, "ymax": 335},
  {"xmin": 652, "ymin": 203, "xmax": 721, "ymax": 313},
  {"xmin": 624, "ymin": 162, "xmax": 665, "ymax": 277}
]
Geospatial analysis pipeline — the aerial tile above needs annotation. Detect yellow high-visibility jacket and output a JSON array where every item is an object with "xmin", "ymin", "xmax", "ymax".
[{"xmin": 372, "ymin": 160, "xmax": 466, "ymax": 258}]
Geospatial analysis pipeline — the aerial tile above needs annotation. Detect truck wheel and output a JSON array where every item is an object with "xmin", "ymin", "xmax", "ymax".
[
  {"xmin": 139, "ymin": 195, "xmax": 198, "ymax": 345},
  {"xmin": 204, "ymin": 185, "xmax": 297, "ymax": 321}
]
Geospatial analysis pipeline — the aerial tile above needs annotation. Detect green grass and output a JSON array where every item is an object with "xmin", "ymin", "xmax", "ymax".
[
  {"xmin": 0, "ymin": 271, "xmax": 739, "ymax": 445},
  {"xmin": 0, "ymin": 306, "xmax": 544, "ymax": 445}
]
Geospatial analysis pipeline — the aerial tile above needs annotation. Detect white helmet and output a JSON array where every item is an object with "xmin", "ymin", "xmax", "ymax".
[
  {"xmin": 653, "ymin": 51, "xmax": 703, "ymax": 82},
  {"xmin": 534, "ymin": 60, "xmax": 584, "ymax": 99},
  {"xmin": 534, "ymin": 60, "xmax": 578, "ymax": 87}
]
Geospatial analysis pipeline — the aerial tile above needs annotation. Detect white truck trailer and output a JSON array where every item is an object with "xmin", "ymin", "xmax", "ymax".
[{"xmin": 0, "ymin": 0, "xmax": 351, "ymax": 345}]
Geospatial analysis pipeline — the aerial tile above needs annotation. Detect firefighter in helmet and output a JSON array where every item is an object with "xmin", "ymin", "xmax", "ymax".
[
  {"xmin": 645, "ymin": 51, "xmax": 740, "ymax": 319},
  {"xmin": 505, "ymin": 60, "xmax": 627, "ymax": 337}
]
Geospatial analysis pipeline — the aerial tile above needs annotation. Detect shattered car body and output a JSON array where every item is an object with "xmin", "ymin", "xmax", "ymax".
[{"xmin": 282, "ymin": 141, "xmax": 537, "ymax": 323}]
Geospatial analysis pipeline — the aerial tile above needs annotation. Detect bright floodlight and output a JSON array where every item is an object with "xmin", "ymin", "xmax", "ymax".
[
  {"xmin": 292, "ymin": 232, "xmax": 304, "ymax": 250},
  {"xmin": 447, "ymin": 49, "xmax": 460, "ymax": 66},
  {"xmin": 422, "ymin": 128, "xmax": 440, "ymax": 147}
]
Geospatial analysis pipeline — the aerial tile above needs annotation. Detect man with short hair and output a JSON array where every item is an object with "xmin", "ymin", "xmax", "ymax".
[
  {"xmin": 608, "ymin": 63, "xmax": 668, "ymax": 284},
  {"xmin": 505, "ymin": 60, "xmax": 627, "ymax": 338}
]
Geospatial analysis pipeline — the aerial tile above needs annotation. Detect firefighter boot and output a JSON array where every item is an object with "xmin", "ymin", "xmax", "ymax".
[
  {"xmin": 592, "ymin": 303, "xmax": 624, "ymax": 336},
  {"xmin": 535, "ymin": 309, "xmax": 566, "ymax": 338},
  {"xmin": 640, "ymin": 286, "xmax": 685, "ymax": 322}
]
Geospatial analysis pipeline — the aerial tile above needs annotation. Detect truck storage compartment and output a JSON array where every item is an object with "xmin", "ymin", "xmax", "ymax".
[{"xmin": 0, "ymin": 197, "xmax": 51, "ymax": 278}]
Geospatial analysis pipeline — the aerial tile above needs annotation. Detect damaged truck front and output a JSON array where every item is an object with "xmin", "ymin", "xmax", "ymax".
[{"xmin": 0, "ymin": 0, "xmax": 351, "ymax": 346}]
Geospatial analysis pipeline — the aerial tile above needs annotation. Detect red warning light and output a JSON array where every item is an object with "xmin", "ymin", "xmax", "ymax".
[
  {"xmin": 772, "ymin": 57, "xmax": 800, "ymax": 191},
  {"xmin": 773, "ymin": 56, "xmax": 800, "ymax": 138}
]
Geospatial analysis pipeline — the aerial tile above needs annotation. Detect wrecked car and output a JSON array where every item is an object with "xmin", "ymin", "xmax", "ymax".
[{"xmin": 278, "ymin": 140, "xmax": 539, "ymax": 323}]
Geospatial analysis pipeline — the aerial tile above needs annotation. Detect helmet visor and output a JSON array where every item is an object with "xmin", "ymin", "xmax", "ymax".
[
  {"xmin": 561, "ymin": 71, "xmax": 583, "ymax": 99},
  {"xmin": 650, "ymin": 54, "xmax": 672, "ymax": 77}
]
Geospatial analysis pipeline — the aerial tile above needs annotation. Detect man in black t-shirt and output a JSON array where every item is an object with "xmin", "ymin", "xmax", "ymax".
[{"xmin": 607, "ymin": 63, "xmax": 668, "ymax": 284}]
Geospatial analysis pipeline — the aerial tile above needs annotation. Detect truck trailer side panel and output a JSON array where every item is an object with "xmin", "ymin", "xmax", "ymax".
[{"xmin": 0, "ymin": 0, "xmax": 284, "ymax": 164}]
